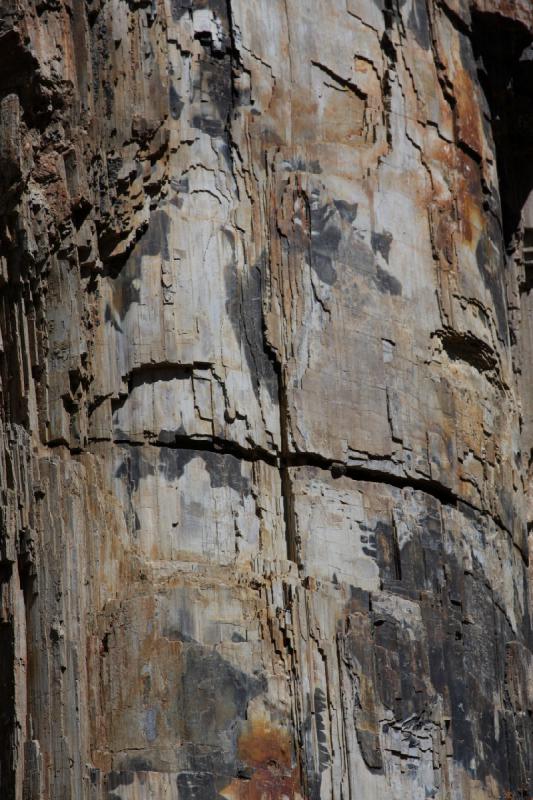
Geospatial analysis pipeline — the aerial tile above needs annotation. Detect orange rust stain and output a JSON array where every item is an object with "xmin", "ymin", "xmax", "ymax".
[
  {"xmin": 221, "ymin": 719, "xmax": 303, "ymax": 800},
  {"xmin": 423, "ymin": 120, "xmax": 487, "ymax": 271},
  {"xmin": 454, "ymin": 150, "xmax": 484, "ymax": 250},
  {"xmin": 452, "ymin": 49, "xmax": 486, "ymax": 162},
  {"xmin": 221, "ymin": 766, "xmax": 302, "ymax": 800},
  {"xmin": 238, "ymin": 719, "xmax": 292, "ymax": 770}
]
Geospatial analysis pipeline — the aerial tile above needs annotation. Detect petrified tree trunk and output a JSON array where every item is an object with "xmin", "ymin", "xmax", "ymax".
[{"xmin": 1, "ymin": 0, "xmax": 533, "ymax": 797}]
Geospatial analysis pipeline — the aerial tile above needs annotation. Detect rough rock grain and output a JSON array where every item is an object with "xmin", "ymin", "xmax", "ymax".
[{"xmin": 0, "ymin": 0, "xmax": 533, "ymax": 798}]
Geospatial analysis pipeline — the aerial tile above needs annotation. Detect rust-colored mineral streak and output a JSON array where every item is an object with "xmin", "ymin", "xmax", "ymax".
[{"xmin": 1, "ymin": 0, "xmax": 533, "ymax": 798}]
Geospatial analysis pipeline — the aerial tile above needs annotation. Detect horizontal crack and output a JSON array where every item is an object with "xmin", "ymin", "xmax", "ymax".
[
  {"xmin": 285, "ymin": 451, "xmax": 458, "ymax": 507},
  {"xmin": 96, "ymin": 436, "xmax": 517, "ymax": 549},
  {"xmin": 112, "ymin": 434, "xmax": 279, "ymax": 467},
  {"xmin": 285, "ymin": 453, "xmax": 521, "ymax": 555},
  {"xmin": 112, "ymin": 433, "xmax": 456, "ymax": 506}
]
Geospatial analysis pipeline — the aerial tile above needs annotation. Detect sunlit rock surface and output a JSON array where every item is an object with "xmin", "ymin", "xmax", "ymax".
[{"xmin": 0, "ymin": 0, "xmax": 533, "ymax": 797}]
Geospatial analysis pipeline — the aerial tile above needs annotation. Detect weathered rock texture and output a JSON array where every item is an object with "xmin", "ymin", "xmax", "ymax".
[{"xmin": 1, "ymin": 0, "xmax": 533, "ymax": 797}]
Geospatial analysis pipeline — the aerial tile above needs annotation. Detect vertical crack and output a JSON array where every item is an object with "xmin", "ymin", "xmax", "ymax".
[
  {"xmin": 278, "ymin": 367, "xmax": 298, "ymax": 564},
  {"xmin": 261, "ymin": 311, "xmax": 299, "ymax": 564}
]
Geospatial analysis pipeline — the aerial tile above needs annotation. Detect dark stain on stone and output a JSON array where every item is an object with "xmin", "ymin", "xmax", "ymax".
[
  {"xmin": 475, "ymin": 232, "xmax": 508, "ymax": 341},
  {"xmin": 107, "ymin": 771, "xmax": 135, "ymax": 791},
  {"xmin": 311, "ymin": 252, "xmax": 337, "ymax": 286},
  {"xmin": 157, "ymin": 447, "xmax": 198, "ymax": 482},
  {"xmin": 162, "ymin": 595, "xmax": 198, "ymax": 643},
  {"xmin": 176, "ymin": 771, "xmax": 220, "ymax": 800},
  {"xmin": 125, "ymin": 757, "xmax": 153, "ymax": 772},
  {"xmin": 407, "ymin": 0, "xmax": 431, "ymax": 51},
  {"xmin": 198, "ymin": 451, "xmax": 250, "ymax": 495},
  {"xmin": 158, "ymin": 429, "xmax": 180, "ymax": 446},
  {"xmin": 348, "ymin": 237, "xmax": 375, "ymax": 276},
  {"xmin": 115, "ymin": 446, "xmax": 156, "ymax": 493},
  {"xmin": 174, "ymin": 645, "xmax": 267, "ymax": 783},
  {"xmin": 111, "ymin": 209, "xmax": 170, "ymax": 318},
  {"xmin": 166, "ymin": 627, "xmax": 196, "ymax": 643},
  {"xmin": 171, "ymin": 0, "xmax": 192, "ymax": 22},
  {"xmin": 301, "ymin": 704, "xmax": 326, "ymax": 800},
  {"xmin": 192, "ymin": 114, "xmax": 225, "ymax": 137},
  {"xmin": 171, "ymin": 176, "xmax": 189, "ymax": 195},
  {"xmin": 497, "ymin": 486, "xmax": 514, "ymax": 537},
  {"xmin": 339, "ymin": 494, "xmax": 533, "ymax": 794},
  {"xmin": 371, "ymin": 230, "xmax": 393, "ymax": 263},
  {"xmin": 113, "ymin": 444, "xmax": 130, "ymax": 472},
  {"xmin": 169, "ymin": 84, "xmax": 184, "ymax": 120},
  {"xmin": 375, "ymin": 264, "xmax": 402, "ymax": 295},
  {"xmin": 155, "ymin": 448, "xmax": 250, "ymax": 496},
  {"xmin": 309, "ymin": 201, "xmax": 343, "ymax": 285},
  {"xmin": 104, "ymin": 304, "xmax": 124, "ymax": 332},
  {"xmin": 333, "ymin": 199, "xmax": 358, "ymax": 223},
  {"xmin": 308, "ymin": 195, "xmax": 377, "ymax": 282},
  {"xmin": 141, "ymin": 209, "xmax": 170, "ymax": 259},
  {"xmin": 360, "ymin": 522, "xmax": 378, "ymax": 560},
  {"xmin": 372, "ymin": 519, "xmax": 399, "ymax": 582},
  {"xmin": 216, "ymin": 140, "xmax": 233, "ymax": 172},
  {"xmin": 112, "ymin": 277, "xmax": 141, "ymax": 319},
  {"xmin": 310, "ymin": 202, "xmax": 342, "ymax": 253},
  {"xmin": 348, "ymin": 587, "xmax": 371, "ymax": 614},
  {"xmin": 224, "ymin": 248, "xmax": 279, "ymax": 404},
  {"xmin": 191, "ymin": 49, "xmax": 232, "ymax": 138}
]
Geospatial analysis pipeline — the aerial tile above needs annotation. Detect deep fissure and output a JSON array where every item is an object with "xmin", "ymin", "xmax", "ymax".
[{"xmin": 470, "ymin": 12, "xmax": 533, "ymax": 250}]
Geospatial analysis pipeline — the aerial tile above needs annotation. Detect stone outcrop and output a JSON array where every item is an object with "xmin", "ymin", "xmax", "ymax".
[{"xmin": 1, "ymin": 0, "xmax": 533, "ymax": 798}]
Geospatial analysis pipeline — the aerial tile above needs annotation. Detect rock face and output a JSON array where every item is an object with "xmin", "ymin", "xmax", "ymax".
[{"xmin": 1, "ymin": 0, "xmax": 533, "ymax": 797}]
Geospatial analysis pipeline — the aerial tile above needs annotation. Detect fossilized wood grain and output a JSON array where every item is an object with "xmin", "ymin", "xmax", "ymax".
[{"xmin": 0, "ymin": 0, "xmax": 532, "ymax": 798}]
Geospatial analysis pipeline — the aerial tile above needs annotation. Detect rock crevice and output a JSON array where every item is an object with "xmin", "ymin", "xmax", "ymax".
[{"xmin": 0, "ymin": 1, "xmax": 532, "ymax": 798}]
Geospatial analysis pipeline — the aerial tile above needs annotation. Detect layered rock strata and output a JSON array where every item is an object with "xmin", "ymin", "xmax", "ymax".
[{"xmin": 1, "ymin": 0, "xmax": 533, "ymax": 798}]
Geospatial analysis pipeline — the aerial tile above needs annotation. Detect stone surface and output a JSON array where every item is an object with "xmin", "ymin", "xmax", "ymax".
[{"xmin": 0, "ymin": 0, "xmax": 533, "ymax": 798}]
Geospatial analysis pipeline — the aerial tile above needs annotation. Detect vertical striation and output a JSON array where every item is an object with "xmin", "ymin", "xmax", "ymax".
[{"xmin": 0, "ymin": 0, "xmax": 532, "ymax": 798}]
